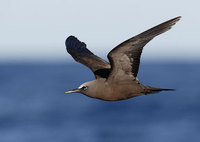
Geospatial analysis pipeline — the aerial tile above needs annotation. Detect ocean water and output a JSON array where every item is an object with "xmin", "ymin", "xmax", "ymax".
[{"xmin": 0, "ymin": 62, "xmax": 200, "ymax": 142}]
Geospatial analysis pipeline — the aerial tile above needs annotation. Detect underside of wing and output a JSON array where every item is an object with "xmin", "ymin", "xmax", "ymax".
[
  {"xmin": 107, "ymin": 16, "xmax": 181, "ymax": 83},
  {"xmin": 65, "ymin": 36, "xmax": 111, "ymax": 79}
]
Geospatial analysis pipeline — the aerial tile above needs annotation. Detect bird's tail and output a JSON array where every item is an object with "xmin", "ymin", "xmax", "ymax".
[{"xmin": 142, "ymin": 85, "xmax": 175, "ymax": 95}]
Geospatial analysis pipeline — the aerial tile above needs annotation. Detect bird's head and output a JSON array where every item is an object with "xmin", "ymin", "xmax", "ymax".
[{"xmin": 64, "ymin": 81, "xmax": 93, "ymax": 95}]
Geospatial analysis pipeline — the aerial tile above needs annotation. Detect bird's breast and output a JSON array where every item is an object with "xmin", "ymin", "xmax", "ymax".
[{"xmin": 95, "ymin": 82, "xmax": 143, "ymax": 101}]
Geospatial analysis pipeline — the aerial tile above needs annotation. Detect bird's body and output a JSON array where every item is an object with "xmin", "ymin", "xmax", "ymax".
[
  {"xmin": 78, "ymin": 79, "xmax": 173, "ymax": 101},
  {"xmin": 80, "ymin": 79, "xmax": 143, "ymax": 101},
  {"xmin": 65, "ymin": 16, "xmax": 181, "ymax": 101}
]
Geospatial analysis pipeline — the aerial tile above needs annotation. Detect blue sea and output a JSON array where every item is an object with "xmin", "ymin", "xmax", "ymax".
[{"xmin": 0, "ymin": 62, "xmax": 200, "ymax": 142}]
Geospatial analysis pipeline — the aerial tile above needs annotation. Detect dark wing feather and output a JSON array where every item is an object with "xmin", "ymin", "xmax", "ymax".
[
  {"xmin": 66, "ymin": 36, "xmax": 111, "ymax": 79},
  {"xmin": 107, "ymin": 16, "xmax": 181, "ymax": 83}
]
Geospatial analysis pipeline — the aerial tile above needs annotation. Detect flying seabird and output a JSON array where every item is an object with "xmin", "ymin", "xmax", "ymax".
[{"xmin": 65, "ymin": 16, "xmax": 181, "ymax": 101}]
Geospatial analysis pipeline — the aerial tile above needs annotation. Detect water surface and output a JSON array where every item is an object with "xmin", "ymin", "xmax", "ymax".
[{"xmin": 0, "ymin": 63, "xmax": 199, "ymax": 142}]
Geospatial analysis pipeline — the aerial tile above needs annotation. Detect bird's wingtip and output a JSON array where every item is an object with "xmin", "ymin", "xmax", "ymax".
[
  {"xmin": 175, "ymin": 16, "xmax": 182, "ymax": 19},
  {"xmin": 65, "ymin": 35, "xmax": 86, "ymax": 53},
  {"xmin": 65, "ymin": 35, "xmax": 77, "ymax": 43},
  {"xmin": 172, "ymin": 16, "xmax": 182, "ymax": 22}
]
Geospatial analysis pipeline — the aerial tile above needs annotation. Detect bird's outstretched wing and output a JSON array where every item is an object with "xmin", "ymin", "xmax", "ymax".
[
  {"xmin": 66, "ymin": 36, "xmax": 111, "ymax": 79},
  {"xmin": 107, "ymin": 16, "xmax": 181, "ymax": 83}
]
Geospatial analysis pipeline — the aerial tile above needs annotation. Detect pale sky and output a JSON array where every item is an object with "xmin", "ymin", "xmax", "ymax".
[{"xmin": 0, "ymin": 0, "xmax": 200, "ymax": 62}]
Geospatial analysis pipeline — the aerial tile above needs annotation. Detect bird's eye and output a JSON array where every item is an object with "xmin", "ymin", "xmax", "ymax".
[{"xmin": 81, "ymin": 86, "xmax": 87, "ymax": 91}]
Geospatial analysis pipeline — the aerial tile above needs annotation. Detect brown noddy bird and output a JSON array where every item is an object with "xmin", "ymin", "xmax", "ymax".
[{"xmin": 65, "ymin": 16, "xmax": 181, "ymax": 101}]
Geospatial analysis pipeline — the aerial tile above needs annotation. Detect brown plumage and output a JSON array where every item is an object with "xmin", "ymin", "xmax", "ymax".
[{"xmin": 65, "ymin": 16, "xmax": 180, "ymax": 101}]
